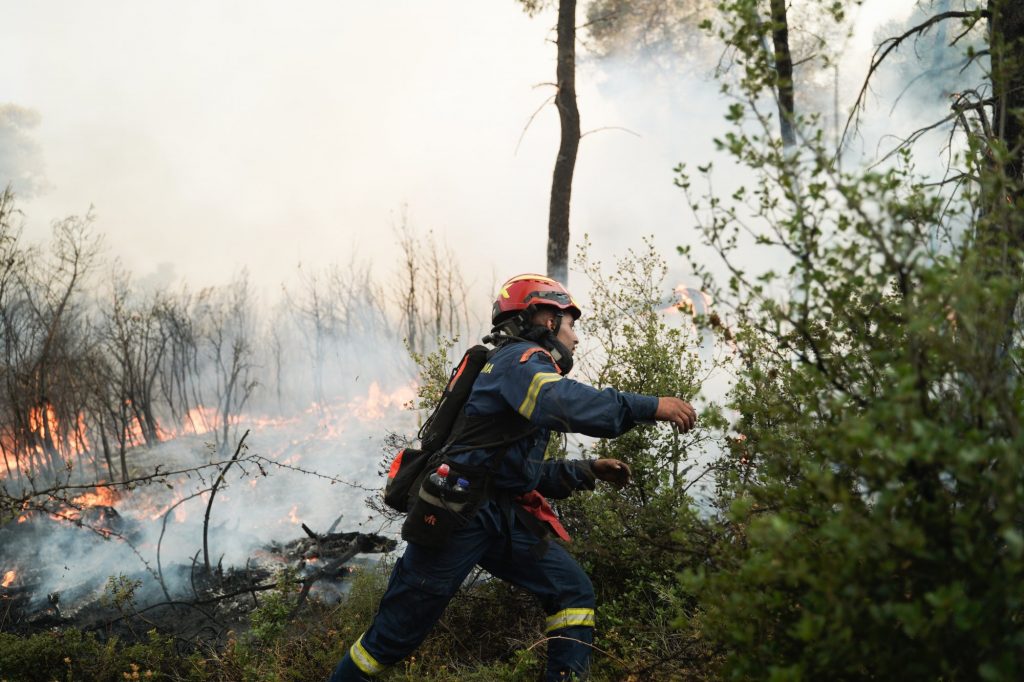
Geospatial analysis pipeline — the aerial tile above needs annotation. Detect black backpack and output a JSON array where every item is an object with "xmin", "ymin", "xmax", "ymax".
[
  {"xmin": 383, "ymin": 345, "xmax": 490, "ymax": 513},
  {"xmin": 383, "ymin": 344, "xmax": 538, "ymax": 513}
]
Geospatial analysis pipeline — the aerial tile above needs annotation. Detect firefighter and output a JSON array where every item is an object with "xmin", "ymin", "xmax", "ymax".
[{"xmin": 328, "ymin": 274, "xmax": 697, "ymax": 681}]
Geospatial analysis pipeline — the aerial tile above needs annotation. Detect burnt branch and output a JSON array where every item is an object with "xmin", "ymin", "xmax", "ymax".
[
  {"xmin": 156, "ymin": 488, "xmax": 211, "ymax": 601},
  {"xmin": 288, "ymin": 526, "xmax": 371, "ymax": 617},
  {"xmin": 516, "ymin": 93, "xmax": 557, "ymax": 155},
  {"xmin": 2, "ymin": 453, "xmax": 264, "ymax": 515},
  {"xmin": 202, "ymin": 430, "xmax": 249, "ymax": 574},
  {"xmin": 249, "ymin": 453, "xmax": 373, "ymax": 491},
  {"xmin": 840, "ymin": 9, "xmax": 990, "ymax": 152}
]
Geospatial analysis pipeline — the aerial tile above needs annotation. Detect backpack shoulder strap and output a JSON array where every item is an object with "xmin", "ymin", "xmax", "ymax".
[
  {"xmin": 418, "ymin": 345, "xmax": 490, "ymax": 452},
  {"xmin": 518, "ymin": 346, "xmax": 560, "ymax": 373}
]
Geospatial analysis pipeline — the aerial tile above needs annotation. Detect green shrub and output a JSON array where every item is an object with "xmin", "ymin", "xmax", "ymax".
[
  {"xmin": 556, "ymin": 238, "xmax": 728, "ymax": 679},
  {"xmin": 0, "ymin": 628, "xmax": 190, "ymax": 682},
  {"xmin": 676, "ymin": 1, "xmax": 1024, "ymax": 678}
]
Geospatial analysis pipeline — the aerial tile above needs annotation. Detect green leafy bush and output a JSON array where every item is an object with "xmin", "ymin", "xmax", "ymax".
[
  {"xmin": 0, "ymin": 628, "xmax": 188, "ymax": 682},
  {"xmin": 556, "ymin": 238, "xmax": 728, "ymax": 678},
  {"xmin": 676, "ymin": 1, "xmax": 1024, "ymax": 679}
]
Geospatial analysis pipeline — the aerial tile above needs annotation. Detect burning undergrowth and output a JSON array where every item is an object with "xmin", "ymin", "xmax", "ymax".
[
  {"xmin": 0, "ymin": 514, "xmax": 394, "ymax": 646},
  {"xmin": 0, "ymin": 380, "xmax": 414, "ymax": 647}
]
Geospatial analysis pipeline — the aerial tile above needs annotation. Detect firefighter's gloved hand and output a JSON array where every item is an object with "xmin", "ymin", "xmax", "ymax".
[
  {"xmin": 655, "ymin": 397, "xmax": 697, "ymax": 433},
  {"xmin": 592, "ymin": 458, "xmax": 631, "ymax": 486}
]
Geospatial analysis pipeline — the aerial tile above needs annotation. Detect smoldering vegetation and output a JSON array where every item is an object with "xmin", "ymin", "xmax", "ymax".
[
  {"xmin": 0, "ymin": 192, "xmax": 473, "ymax": 493},
  {"xmin": 0, "ymin": 190, "xmax": 477, "ymax": 642}
]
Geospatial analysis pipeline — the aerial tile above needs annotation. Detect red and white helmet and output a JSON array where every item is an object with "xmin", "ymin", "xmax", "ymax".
[{"xmin": 492, "ymin": 274, "xmax": 581, "ymax": 325}]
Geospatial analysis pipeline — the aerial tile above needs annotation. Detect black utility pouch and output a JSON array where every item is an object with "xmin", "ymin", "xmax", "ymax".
[
  {"xmin": 384, "ymin": 448, "xmax": 433, "ymax": 513},
  {"xmin": 400, "ymin": 464, "xmax": 486, "ymax": 548}
]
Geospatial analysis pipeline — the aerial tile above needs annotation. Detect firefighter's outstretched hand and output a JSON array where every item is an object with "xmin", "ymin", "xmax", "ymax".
[
  {"xmin": 655, "ymin": 397, "xmax": 698, "ymax": 432},
  {"xmin": 592, "ymin": 458, "xmax": 631, "ymax": 486}
]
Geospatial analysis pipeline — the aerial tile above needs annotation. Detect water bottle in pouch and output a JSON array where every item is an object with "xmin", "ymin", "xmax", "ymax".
[{"xmin": 402, "ymin": 464, "xmax": 476, "ymax": 547}]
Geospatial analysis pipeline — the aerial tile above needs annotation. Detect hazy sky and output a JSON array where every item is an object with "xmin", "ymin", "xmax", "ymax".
[{"xmin": 2, "ymin": 0, "xmax": 917, "ymax": 301}]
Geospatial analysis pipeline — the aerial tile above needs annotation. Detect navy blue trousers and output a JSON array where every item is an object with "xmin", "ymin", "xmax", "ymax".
[{"xmin": 328, "ymin": 500, "xmax": 595, "ymax": 681}]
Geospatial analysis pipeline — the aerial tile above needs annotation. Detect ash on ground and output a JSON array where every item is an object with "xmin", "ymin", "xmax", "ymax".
[{"xmin": 0, "ymin": 511, "xmax": 394, "ymax": 648}]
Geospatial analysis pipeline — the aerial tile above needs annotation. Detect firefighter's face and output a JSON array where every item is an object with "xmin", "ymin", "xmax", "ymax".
[
  {"xmin": 556, "ymin": 314, "xmax": 578, "ymax": 355},
  {"xmin": 537, "ymin": 310, "xmax": 578, "ymax": 355}
]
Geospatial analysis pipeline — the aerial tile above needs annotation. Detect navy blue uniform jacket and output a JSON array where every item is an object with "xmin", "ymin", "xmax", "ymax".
[{"xmin": 447, "ymin": 341, "xmax": 659, "ymax": 499}]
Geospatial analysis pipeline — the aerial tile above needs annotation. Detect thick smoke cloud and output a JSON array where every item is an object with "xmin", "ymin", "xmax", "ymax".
[
  {"xmin": 0, "ymin": 0, "xmax": 942, "ymax": 617},
  {"xmin": 0, "ymin": 104, "xmax": 48, "ymax": 198}
]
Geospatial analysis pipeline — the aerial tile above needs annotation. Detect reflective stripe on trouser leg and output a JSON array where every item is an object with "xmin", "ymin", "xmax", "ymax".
[
  {"xmin": 545, "ymin": 608, "xmax": 595, "ymax": 681},
  {"xmin": 545, "ymin": 607, "xmax": 595, "ymax": 632},
  {"xmin": 477, "ymin": 518, "xmax": 595, "ymax": 680},
  {"xmin": 349, "ymin": 634, "xmax": 385, "ymax": 676}
]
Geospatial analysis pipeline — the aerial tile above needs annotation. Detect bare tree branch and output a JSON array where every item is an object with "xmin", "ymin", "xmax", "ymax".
[{"xmin": 840, "ymin": 10, "xmax": 989, "ymax": 154}]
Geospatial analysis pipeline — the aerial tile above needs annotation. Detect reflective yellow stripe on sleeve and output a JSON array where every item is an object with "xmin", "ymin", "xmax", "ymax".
[
  {"xmin": 545, "ymin": 607, "xmax": 596, "ymax": 632},
  {"xmin": 518, "ymin": 372, "xmax": 562, "ymax": 420},
  {"xmin": 349, "ymin": 634, "xmax": 385, "ymax": 676}
]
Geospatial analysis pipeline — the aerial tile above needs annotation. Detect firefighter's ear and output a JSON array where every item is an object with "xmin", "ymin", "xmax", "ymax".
[{"xmin": 532, "ymin": 309, "xmax": 556, "ymax": 330}]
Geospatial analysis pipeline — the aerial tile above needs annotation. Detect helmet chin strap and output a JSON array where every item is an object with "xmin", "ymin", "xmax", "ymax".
[
  {"xmin": 550, "ymin": 311, "xmax": 563, "ymax": 335},
  {"xmin": 546, "ymin": 336, "xmax": 574, "ymax": 375},
  {"xmin": 485, "ymin": 307, "xmax": 574, "ymax": 374},
  {"xmin": 544, "ymin": 312, "xmax": 574, "ymax": 374}
]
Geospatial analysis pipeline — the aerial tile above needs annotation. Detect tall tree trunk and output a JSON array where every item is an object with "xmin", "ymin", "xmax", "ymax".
[
  {"xmin": 982, "ymin": 1, "xmax": 1024, "ymax": 296},
  {"xmin": 990, "ymin": 0, "xmax": 1024, "ymax": 195},
  {"xmin": 116, "ymin": 399, "xmax": 129, "ymax": 481},
  {"xmin": 547, "ymin": 0, "xmax": 580, "ymax": 285},
  {"xmin": 97, "ymin": 413, "xmax": 116, "ymax": 481},
  {"xmin": 0, "ymin": 440, "xmax": 16, "ymax": 484},
  {"xmin": 769, "ymin": 0, "xmax": 796, "ymax": 148},
  {"xmin": 969, "ymin": 0, "xmax": 1024, "ymax": 415},
  {"xmin": 118, "ymin": 441, "xmax": 128, "ymax": 482}
]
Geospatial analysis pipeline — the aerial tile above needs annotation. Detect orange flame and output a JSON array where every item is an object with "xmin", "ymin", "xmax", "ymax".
[
  {"xmin": 183, "ymin": 406, "xmax": 217, "ymax": 436},
  {"xmin": 1, "ymin": 403, "xmax": 93, "ymax": 481},
  {"xmin": 75, "ymin": 412, "xmax": 92, "ymax": 452},
  {"xmin": 28, "ymin": 404, "xmax": 59, "ymax": 436},
  {"xmin": 135, "ymin": 488, "xmax": 189, "ymax": 523},
  {"xmin": 26, "ymin": 404, "xmax": 91, "ymax": 454},
  {"xmin": 42, "ymin": 486, "xmax": 122, "ymax": 526},
  {"xmin": 347, "ymin": 382, "xmax": 417, "ymax": 421},
  {"xmin": 666, "ymin": 285, "xmax": 712, "ymax": 317},
  {"xmin": 71, "ymin": 487, "xmax": 119, "ymax": 508},
  {"xmin": 2, "ymin": 570, "xmax": 15, "ymax": 588}
]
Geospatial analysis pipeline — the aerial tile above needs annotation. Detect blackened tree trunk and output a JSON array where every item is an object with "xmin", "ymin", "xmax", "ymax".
[
  {"xmin": 979, "ymin": 1, "xmax": 1024, "ymax": 298},
  {"xmin": 547, "ymin": 0, "xmax": 580, "ymax": 285},
  {"xmin": 967, "ymin": 0, "xmax": 1024, "ymax": 419},
  {"xmin": 97, "ymin": 412, "xmax": 116, "ymax": 481},
  {"xmin": 993, "ymin": 0, "xmax": 1024, "ymax": 338},
  {"xmin": 990, "ymin": 0, "xmax": 1024, "ymax": 197},
  {"xmin": 769, "ymin": 0, "xmax": 796, "ymax": 148}
]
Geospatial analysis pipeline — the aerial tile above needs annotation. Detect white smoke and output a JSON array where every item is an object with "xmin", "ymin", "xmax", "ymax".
[
  {"xmin": 0, "ymin": 0, "xmax": 971, "ymax": 613},
  {"xmin": 4, "ymin": 372, "xmax": 417, "ymax": 613},
  {"xmin": 0, "ymin": 104, "xmax": 49, "ymax": 198}
]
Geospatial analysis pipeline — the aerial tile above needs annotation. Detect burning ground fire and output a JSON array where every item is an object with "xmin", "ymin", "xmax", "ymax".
[
  {"xmin": 0, "ymin": 381, "xmax": 417, "ymax": 484},
  {"xmin": 70, "ymin": 487, "xmax": 119, "ymax": 509},
  {"xmin": 345, "ymin": 381, "xmax": 416, "ymax": 421},
  {"xmin": 1, "ymin": 378, "xmax": 417, "ymax": 619},
  {"xmin": 4, "ymin": 380, "xmax": 414, "ymax": 532}
]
